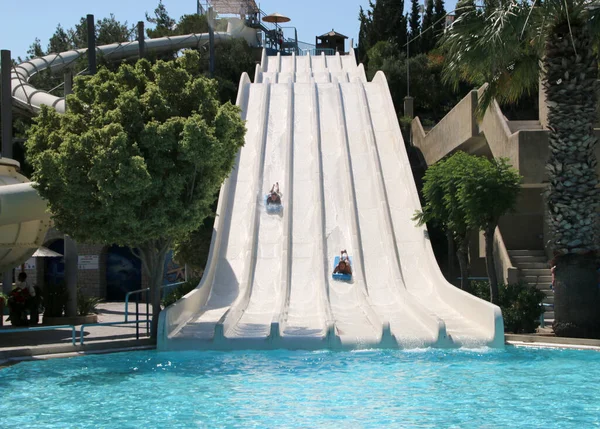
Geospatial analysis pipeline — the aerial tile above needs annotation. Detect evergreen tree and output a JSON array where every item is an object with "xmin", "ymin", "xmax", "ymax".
[
  {"xmin": 421, "ymin": 0, "xmax": 435, "ymax": 52},
  {"xmin": 408, "ymin": 0, "xmax": 422, "ymax": 54},
  {"xmin": 47, "ymin": 25, "xmax": 71, "ymax": 53},
  {"xmin": 146, "ymin": 0, "xmax": 176, "ymax": 38},
  {"xmin": 433, "ymin": 0, "xmax": 447, "ymax": 45},
  {"xmin": 358, "ymin": 6, "xmax": 372, "ymax": 63}
]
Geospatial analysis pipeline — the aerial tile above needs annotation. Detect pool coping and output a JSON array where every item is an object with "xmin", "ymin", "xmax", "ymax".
[
  {"xmin": 0, "ymin": 339, "xmax": 156, "ymax": 366},
  {"xmin": 505, "ymin": 334, "xmax": 600, "ymax": 351}
]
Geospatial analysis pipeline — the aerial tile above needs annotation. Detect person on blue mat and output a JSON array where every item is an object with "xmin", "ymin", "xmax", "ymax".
[
  {"xmin": 267, "ymin": 182, "xmax": 281, "ymax": 205},
  {"xmin": 334, "ymin": 249, "xmax": 352, "ymax": 275}
]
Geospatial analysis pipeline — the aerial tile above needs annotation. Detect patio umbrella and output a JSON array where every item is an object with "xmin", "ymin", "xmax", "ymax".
[
  {"xmin": 31, "ymin": 246, "xmax": 63, "ymax": 258},
  {"xmin": 262, "ymin": 12, "xmax": 291, "ymax": 24}
]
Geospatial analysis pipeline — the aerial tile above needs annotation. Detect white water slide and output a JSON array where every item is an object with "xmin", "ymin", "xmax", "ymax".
[{"xmin": 159, "ymin": 49, "xmax": 504, "ymax": 350}]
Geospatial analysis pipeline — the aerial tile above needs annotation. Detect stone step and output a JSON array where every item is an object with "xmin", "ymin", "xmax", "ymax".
[
  {"xmin": 514, "ymin": 262, "xmax": 549, "ymax": 269},
  {"xmin": 508, "ymin": 120, "xmax": 544, "ymax": 133},
  {"xmin": 543, "ymin": 295, "xmax": 554, "ymax": 304},
  {"xmin": 511, "ymin": 255, "xmax": 548, "ymax": 263},
  {"xmin": 508, "ymin": 249, "xmax": 546, "ymax": 257},
  {"xmin": 523, "ymin": 275, "xmax": 552, "ymax": 281},
  {"xmin": 520, "ymin": 268, "xmax": 552, "ymax": 276}
]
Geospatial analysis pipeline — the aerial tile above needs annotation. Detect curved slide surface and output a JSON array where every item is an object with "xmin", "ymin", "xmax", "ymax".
[{"xmin": 159, "ymin": 50, "xmax": 504, "ymax": 350}]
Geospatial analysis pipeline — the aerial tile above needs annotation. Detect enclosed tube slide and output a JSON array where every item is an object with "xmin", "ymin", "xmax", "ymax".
[{"xmin": 158, "ymin": 49, "xmax": 504, "ymax": 350}]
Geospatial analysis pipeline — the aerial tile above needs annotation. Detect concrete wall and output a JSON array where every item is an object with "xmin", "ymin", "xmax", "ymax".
[
  {"xmin": 498, "ymin": 188, "xmax": 545, "ymax": 250},
  {"xmin": 412, "ymin": 90, "xmax": 478, "ymax": 164}
]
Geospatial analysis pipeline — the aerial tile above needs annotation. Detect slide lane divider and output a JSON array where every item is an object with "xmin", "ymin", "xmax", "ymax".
[
  {"xmin": 214, "ymin": 81, "xmax": 272, "ymax": 343},
  {"xmin": 312, "ymin": 79, "xmax": 338, "ymax": 346},
  {"xmin": 334, "ymin": 79, "xmax": 386, "ymax": 342},
  {"xmin": 271, "ymin": 77, "xmax": 295, "ymax": 343}
]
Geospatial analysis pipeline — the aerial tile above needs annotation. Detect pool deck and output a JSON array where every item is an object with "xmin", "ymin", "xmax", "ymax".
[
  {"xmin": 0, "ymin": 302, "xmax": 154, "ymax": 365},
  {"xmin": 2, "ymin": 308, "xmax": 600, "ymax": 365}
]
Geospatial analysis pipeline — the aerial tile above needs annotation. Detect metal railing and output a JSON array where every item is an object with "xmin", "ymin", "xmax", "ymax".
[
  {"xmin": 79, "ymin": 320, "xmax": 150, "ymax": 345},
  {"xmin": 298, "ymin": 48, "xmax": 335, "ymax": 56},
  {"xmin": 123, "ymin": 281, "xmax": 186, "ymax": 322},
  {"xmin": 0, "ymin": 324, "xmax": 77, "ymax": 345}
]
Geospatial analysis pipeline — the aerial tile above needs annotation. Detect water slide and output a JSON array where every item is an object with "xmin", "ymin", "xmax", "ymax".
[{"xmin": 159, "ymin": 50, "xmax": 504, "ymax": 350}]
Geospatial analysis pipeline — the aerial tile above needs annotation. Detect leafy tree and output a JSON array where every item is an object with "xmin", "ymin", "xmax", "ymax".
[
  {"xmin": 414, "ymin": 152, "xmax": 475, "ymax": 291},
  {"xmin": 173, "ymin": 214, "xmax": 215, "ymax": 272},
  {"xmin": 456, "ymin": 156, "xmax": 522, "ymax": 304},
  {"xmin": 26, "ymin": 51, "xmax": 246, "ymax": 338},
  {"xmin": 442, "ymin": 0, "xmax": 600, "ymax": 337}
]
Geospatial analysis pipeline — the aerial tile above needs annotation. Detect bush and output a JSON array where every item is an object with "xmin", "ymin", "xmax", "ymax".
[
  {"xmin": 77, "ymin": 287, "xmax": 102, "ymax": 316},
  {"xmin": 161, "ymin": 278, "xmax": 200, "ymax": 308},
  {"xmin": 470, "ymin": 281, "xmax": 546, "ymax": 334},
  {"xmin": 44, "ymin": 283, "xmax": 69, "ymax": 317},
  {"xmin": 0, "ymin": 292, "xmax": 7, "ymax": 307}
]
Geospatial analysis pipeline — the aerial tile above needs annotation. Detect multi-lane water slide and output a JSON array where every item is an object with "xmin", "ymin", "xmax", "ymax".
[{"xmin": 159, "ymin": 49, "xmax": 505, "ymax": 350}]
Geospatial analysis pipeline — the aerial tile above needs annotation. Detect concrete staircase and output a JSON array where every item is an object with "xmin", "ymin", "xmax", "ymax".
[{"xmin": 508, "ymin": 249, "xmax": 554, "ymax": 324}]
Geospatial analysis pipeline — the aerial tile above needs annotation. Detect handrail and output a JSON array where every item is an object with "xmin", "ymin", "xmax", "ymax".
[
  {"xmin": 0, "ymin": 324, "xmax": 76, "ymax": 345},
  {"xmin": 124, "ymin": 281, "xmax": 186, "ymax": 322},
  {"xmin": 79, "ymin": 320, "xmax": 150, "ymax": 345}
]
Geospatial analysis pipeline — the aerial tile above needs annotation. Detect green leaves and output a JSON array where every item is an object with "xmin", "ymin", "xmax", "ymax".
[
  {"xmin": 414, "ymin": 152, "xmax": 522, "ymax": 241},
  {"xmin": 26, "ymin": 50, "xmax": 246, "ymax": 248}
]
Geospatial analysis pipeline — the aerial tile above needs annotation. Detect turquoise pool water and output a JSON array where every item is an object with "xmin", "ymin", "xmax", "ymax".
[{"xmin": 1, "ymin": 346, "xmax": 599, "ymax": 428}]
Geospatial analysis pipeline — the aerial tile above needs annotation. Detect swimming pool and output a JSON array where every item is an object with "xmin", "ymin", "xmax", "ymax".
[{"xmin": 1, "ymin": 346, "xmax": 599, "ymax": 428}]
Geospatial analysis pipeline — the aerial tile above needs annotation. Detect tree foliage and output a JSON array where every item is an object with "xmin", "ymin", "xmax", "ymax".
[
  {"xmin": 26, "ymin": 51, "xmax": 246, "ymax": 336},
  {"xmin": 414, "ymin": 152, "xmax": 521, "ymax": 301}
]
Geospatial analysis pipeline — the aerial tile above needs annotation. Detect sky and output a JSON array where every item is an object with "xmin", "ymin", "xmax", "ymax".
[{"xmin": 1, "ymin": 0, "xmax": 458, "ymax": 61}]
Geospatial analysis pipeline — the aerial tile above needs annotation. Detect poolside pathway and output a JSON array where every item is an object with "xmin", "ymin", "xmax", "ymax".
[{"xmin": 0, "ymin": 302, "xmax": 154, "ymax": 363}]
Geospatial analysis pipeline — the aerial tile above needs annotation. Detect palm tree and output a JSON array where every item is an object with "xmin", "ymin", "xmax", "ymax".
[{"xmin": 441, "ymin": 0, "xmax": 600, "ymax": 338}]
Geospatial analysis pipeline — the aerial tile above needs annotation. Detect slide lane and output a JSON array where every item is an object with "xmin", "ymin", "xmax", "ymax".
[
  {"xmin": 280, "ymin": 81, "xmax": 330, "ymax": 345},
  {"xmin": 318, "ymin": 81, "xmax": 382, "ymax": 347},
  {"xmin": 340, "ymin": 81, "xmax": 443, "ymax": 347},
  {"xmin": 174, "ymin": 83, "xmax": 268, "ymax": 341},
  {"xmin": 225, "ymin": 81, "xmax": 291, "ymax": 340},
  {"xmin": 365, "ymin": 76, "xmax": 490, "ymax": 346}
]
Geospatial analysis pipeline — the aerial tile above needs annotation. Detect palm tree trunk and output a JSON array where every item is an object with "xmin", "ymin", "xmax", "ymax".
[
  {"xmin": 484, "ymin": 224, "xmax": 500, "ymax": 304},
  {"xmin": 543, "ymin": 15, "xmax": 600, "ymax": 337}
]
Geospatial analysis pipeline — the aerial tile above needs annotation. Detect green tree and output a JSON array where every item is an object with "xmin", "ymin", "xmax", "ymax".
[
  {"xmin": 433, "ymin": 0, "xmax": 447, "ymax": 44},
  {"xmin": 96, "ymin": 14, "xmax": 132, "ymax": 46},
  {"xmin": 173, "ymin": 214, "xmax": 215, "ymax": 272},
  {"xmin": 357, "ymin": 6, "xmax": 372, "ymax": 64},
  {"xmin": 421, "ymin": 0, "xmax": 435, "ymax": 52},
  {"xmin": 408, "ymin": 0, "xmax": 422, "ymax": 54},
  {"xmin": 48, "ymin": 25, "xmax": 72, "ymax": 53},
  {"xmin": 26, "ymin": 51, "xmax": 246, "ymax": 338},
  {"xmin": 413, "ymin": 152, "xmax": 475, "ymax": 291},
  {"xmin": 442, "ymin": 0, "xmax": 600, "ymax": 337},
  {"xmin": 146, "ymin": 0, "xmax": 176, "ymax": 38},
  {"xmin": 457, "ymin": 156, "xmax": 522, "ymax": 304}
]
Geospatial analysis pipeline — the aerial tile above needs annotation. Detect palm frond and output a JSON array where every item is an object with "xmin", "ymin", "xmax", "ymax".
[{"xmin": 443, "ymin": 0, "xmax": 546, "ymax": 117}]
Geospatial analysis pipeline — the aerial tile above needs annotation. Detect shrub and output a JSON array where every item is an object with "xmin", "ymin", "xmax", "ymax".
[
  {"xmin": 44, "ymin": 283, "xmax": 69, "ymax": 317},
  {"xmin": 77, "ymin": 287, "xmax": 102, "ymax": 316},
  {"xmin": 0, "ymin": 292, "xmax": 7, "ymax": 307},
  {"xmin": 470, "ymin": 280, "xmax": 546, "ymax": 334},
  {"xmin": 161, "ymin": 278, "xmax": 200, "ymax": 308}
]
